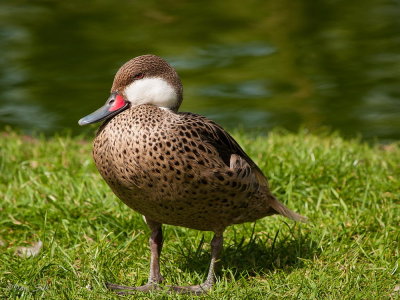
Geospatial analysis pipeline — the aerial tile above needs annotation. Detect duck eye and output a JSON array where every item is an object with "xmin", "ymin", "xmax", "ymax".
[{"xmin": 133, "ymin": 73, "xmax": 144, "ymax": 80}]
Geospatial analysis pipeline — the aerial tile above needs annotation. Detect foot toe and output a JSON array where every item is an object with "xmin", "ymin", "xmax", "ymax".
[
  {"xmin": 168, "ymin": 282, "xmax": 212, "ymax": 295},
  {"xmin": 106, "ymin": 282, "xmax": 161, "ymax": 293}
]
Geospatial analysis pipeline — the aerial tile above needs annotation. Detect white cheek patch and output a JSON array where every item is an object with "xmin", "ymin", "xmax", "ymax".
[{"xmin": 124, "ymin": 77, "xmax": 178, "ymax": 109}]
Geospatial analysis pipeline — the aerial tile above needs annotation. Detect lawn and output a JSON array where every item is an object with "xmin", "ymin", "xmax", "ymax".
[{"xmin": 0, "ymin": 129, "xmax": 399, "ymax": 299}]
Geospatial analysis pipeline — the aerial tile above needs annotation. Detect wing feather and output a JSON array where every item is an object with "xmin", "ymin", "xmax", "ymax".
[{"xmin": 181, "ymin": 113, "xmax": 269, "ymax": 189}]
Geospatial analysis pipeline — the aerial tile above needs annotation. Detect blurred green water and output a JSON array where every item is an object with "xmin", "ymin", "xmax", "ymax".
[{"xmin": 0, "ymin": 0, "xmax": 399, "ymax": 140}]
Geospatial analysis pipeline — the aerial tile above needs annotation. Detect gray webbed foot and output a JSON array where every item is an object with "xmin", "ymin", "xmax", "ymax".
[
  {"xmin": 168, "ymin": 281, "xmax": 213, "ymax": 295},
  {"xmin": 106, "ymin": 282, "xmax": 162, "ymax": 294},
  {"xmin": 107, "ymin": 224, "xmax": 223, "ymax": 295}
]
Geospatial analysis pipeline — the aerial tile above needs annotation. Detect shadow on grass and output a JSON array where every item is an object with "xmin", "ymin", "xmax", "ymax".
[{"xmin": 176, "ymin": 224, "xmax": 319, "ymax": 280}]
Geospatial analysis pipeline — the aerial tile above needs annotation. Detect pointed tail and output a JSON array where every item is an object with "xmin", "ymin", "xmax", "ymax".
[{"xmin": 270, "ymin": 196, "xmax": 308, "ymax": 223}]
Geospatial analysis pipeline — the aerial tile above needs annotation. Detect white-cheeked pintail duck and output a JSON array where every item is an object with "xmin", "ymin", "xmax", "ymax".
[{"xmin": 78, "ymin": 54, "xmax": 306, "ymax": 295}]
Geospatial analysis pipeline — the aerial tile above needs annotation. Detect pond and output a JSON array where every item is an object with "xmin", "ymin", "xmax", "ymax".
[{"xmin": 1, "ymin": 0, "xmax": 399, "ymax": 141}]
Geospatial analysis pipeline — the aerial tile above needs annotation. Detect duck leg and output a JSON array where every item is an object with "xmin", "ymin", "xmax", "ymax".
[
  {"xmin": 169, "ymin": 232, "xmax": 224, "ymax": 295},
  {"xmin": 107, "ymin": 218, "xmax": 164, "ymax": 293}
]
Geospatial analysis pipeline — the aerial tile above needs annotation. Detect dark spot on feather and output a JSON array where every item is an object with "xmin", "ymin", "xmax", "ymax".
[{"xmin": 215, "ymin": 173, "xmax": 224, "ymax": 181}]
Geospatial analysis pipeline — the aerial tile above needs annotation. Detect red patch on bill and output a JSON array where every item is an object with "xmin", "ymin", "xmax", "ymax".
[{"xmin": 109, "ymin": 94, "xmax": 125, "ymax": 111}]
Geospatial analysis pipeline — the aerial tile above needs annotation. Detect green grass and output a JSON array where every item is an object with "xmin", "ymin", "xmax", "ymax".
[{"xmin": 0, "ymin": 129, "xmax": 399, "ymax": 299}]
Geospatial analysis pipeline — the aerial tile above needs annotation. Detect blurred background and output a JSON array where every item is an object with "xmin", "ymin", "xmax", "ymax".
[{"xmin": 0, "ymin": 0, "xmax": 399, "ymax": 141}]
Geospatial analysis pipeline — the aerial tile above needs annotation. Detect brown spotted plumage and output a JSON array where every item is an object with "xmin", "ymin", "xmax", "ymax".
[{"xmin": 79, "ymin": 54, "xmax": 305, "ymax": 295}]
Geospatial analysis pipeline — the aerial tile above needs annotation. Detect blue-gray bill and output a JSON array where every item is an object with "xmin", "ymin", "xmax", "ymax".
[{"xmin": 78, "ymin": 92, "xmax": 129, "ymax": 126}]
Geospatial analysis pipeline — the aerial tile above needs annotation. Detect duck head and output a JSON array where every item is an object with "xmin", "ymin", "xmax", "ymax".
[{"xmin": 78, "ymin": 54, "xmax": 183, "ymax": 126}]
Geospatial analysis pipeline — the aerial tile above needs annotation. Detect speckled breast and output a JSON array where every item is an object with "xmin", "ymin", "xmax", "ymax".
[{"xmin": 92, "ymin": 105, "xmax": 268, "ymax": 231}]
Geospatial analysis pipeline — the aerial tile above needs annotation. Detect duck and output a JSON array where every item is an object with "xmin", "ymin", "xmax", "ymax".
[{"xmin": 78, "ymin": 54, "xmax": 306, "ymax": 295}]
